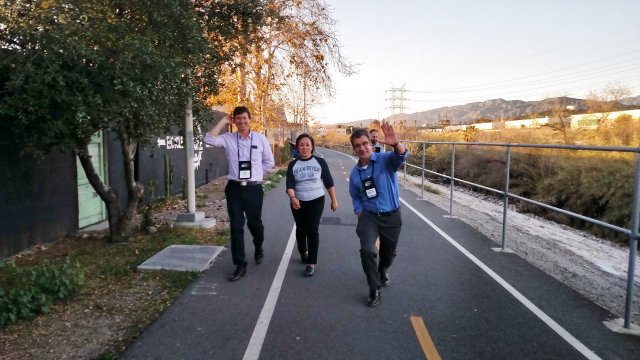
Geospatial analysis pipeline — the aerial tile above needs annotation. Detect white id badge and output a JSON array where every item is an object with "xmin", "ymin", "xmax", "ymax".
[
  {"xmin": 238, "ymin": 161, "xmax": 252, "ymax": 179},
  {"xmin": 362, "ymin": 177, "xmax": 378, "ymax": 199}
]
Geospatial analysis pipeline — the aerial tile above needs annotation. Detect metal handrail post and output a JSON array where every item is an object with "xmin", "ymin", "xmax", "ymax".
[
  {"xmin": 421, "ymin": 142, "xmax": 426, "ymax": 198},
  {"xmin": 450, "ymin": 144, "xmax": 456, "ymax": 216},
  {"xmin": 624, "ymin": 153, "xmax": 640, "ymax": 328},
  {"xmin": 403, "ymin": 162, "xmax": 407, "ymax": 187},
  {"xmin": 501, "ymin": 145, "xmax": 512, "ymax": 251}
]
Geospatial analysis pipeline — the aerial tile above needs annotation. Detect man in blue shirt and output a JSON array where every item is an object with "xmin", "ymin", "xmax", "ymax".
[{"xmin": 348, "ymin": 122, "xmax": 408, "ymax": 307}]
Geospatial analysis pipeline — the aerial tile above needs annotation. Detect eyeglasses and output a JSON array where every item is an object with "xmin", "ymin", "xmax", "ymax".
[{"xmin": 352, "ymin": 141, "xmax": 370, "ymax": 150}]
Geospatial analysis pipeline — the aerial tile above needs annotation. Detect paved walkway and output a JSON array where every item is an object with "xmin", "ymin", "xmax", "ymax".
[{"xmin": 121, "ymin": 149, "xmax": 640, "ymax": 360}]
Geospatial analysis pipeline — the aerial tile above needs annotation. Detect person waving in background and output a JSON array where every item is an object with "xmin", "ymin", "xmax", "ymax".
[
  {"xmin": 348, "ymin": 122, "xmax": 408, "ymax": 307},
  {"xmin": 286, "ymin": 134, "xmax": 339, "ymax": 277},
  {"xmin": 369, "ymin": 128, "xmax": 383, "ymax": 153}
]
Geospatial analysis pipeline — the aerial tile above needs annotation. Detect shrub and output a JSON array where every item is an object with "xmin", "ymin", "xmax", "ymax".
[
  {"xmin": 263, "ymin": 168, "xmax": 286, "ymax": 191},
  {"xmin": 0, "ymin": 257, "xmax": 84, "ymax": 328}
]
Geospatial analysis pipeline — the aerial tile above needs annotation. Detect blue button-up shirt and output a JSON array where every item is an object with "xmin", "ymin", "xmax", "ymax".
[
  {"xmin": 203, "ymin": 131, "xmax": 274, "ymax": 182},
  {"xmin": 349, "ymin": 149, "xmax": 408, "ymax": 214}
]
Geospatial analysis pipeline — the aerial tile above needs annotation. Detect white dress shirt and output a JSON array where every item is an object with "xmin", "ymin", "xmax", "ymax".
[{"xmin": 203, "ymin": 131, "xmax": 275, "ymax": 182}]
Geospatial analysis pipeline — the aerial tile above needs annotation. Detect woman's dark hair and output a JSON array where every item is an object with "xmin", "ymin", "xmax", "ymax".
[
  {"xmin": 233, "ymin": 106, "xmax": 251, "ymax": 119},
  {"xmin": 349, "ymin": 128, "xmax": 370, "ymax": 146},
  {"xmin": 295, "ymin": 133, "xmax": 315, "ymax": 153}
]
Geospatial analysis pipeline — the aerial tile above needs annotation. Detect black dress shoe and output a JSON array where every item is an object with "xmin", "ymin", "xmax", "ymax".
[
  {"xmin": 367, "ymin": 289, "xmax": 381, "ymax": 307},
  {"xmin": 228, "ymin": 265, "xmax": 247, "ymax": 281},
  {"xmin": 255, "ymin": 252, "xmax": 264, "ymax": 264},
  {"xmin": 380, "ymin": 271, "xmax": 390, "ymax": 287},
  {"xmin": 304, "ymin": 265, "xmax": 314, "ymax": 277}
]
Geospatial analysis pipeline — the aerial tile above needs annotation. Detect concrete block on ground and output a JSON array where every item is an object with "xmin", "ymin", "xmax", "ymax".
[{"xmin": 137, "ymin": 245, "xmax": 224, "ymax": 272}]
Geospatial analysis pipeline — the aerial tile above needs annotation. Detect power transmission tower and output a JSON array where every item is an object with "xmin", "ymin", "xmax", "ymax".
[{"xmin": 385, "ymin": 83, "xmax": 409, "ymax": 124}]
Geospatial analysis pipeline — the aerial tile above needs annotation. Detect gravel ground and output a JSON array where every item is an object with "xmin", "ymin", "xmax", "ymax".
[{"xmin": 399, "ymin": 172, "xmax": 640, "ymax": 324}]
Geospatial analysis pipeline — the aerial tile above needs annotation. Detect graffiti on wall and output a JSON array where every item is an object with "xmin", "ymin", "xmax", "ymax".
[{"xmin": 156, "ymin": 131, "xmax": 204, "ymax": 169}]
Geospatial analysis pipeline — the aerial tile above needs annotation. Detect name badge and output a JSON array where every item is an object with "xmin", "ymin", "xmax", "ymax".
[
  {"xmin": 362, "ymin": 177, "xmax": 378, "ymax": 199},
  {"xmin": 238, "ymin": 161, "xmax": 252, "ymax": 179}
]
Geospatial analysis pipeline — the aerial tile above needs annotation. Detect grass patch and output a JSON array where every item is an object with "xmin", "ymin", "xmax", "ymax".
[
  {"xmin": 0, "ymin": 225, "xmax": 229, "ymax": 357},
  {"xmin": 263, "ymin": 168, "xmax": 287, "ymax": 191},
  {"xmin": 423, "ymin": 183, "xmax": 440, "ymax": 194},
  {"xmin": 195, "ymin": 193, "xmax": 208, "ymax": 209}
]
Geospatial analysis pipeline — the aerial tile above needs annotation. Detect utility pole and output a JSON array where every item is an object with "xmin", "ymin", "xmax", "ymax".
[
  {"xmin": 175, "ymin": 93, "xmax": 214, "ymax": 229},
  {"xmin": 303, "ymin": 71, "xmax": 307, "ymax": 133}
]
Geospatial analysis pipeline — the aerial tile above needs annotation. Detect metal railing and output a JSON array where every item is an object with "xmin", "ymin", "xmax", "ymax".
[{"xmin": 332, "ymin": 141, "xmax": 640, "ymax": 329}]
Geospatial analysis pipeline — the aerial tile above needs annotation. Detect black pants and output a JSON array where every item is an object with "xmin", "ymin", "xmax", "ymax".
[
  {"xmin": 291, "ymin": 196, "xmax": 325, "ymax": 265},
  {"xmin": 355, "ymin": 210, "xmax": 402, "ymax": 291},
  {"xmin": 225, "ymin": 182, "xmax": 265, "ymax": 266}
]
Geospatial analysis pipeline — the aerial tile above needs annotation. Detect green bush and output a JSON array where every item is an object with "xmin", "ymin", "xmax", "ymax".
[
  {"xmin": 534, "ymin": 157, "xmax": 634, "ymax": 242},
  {"xmin": 0, "ymin": 257, "xmax": 84, "ymax": 328},
  {"xmin": 263, "ymin": 168, "xmax": 287, "ymax": 191}
]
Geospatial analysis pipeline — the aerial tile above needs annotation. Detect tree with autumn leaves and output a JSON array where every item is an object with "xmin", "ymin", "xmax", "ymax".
[{"xmin": 207, "ymin": 0, "xmax": 356, "ymax": 133}]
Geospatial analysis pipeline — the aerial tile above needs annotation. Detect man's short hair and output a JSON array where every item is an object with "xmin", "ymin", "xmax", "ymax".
[
  {"xmin": 369, "ymin": 129, "xmax": 379, "ymax": 134},
  {"xmin": 233, "ymin": 106, "xmax": 251, "ymax": 119},
  {"xmin": 350, "ymin": 128, "xmax": 370, "ymax": 146}
]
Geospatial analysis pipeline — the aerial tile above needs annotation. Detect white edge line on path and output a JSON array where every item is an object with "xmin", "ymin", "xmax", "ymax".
[
  {"xmin": 400, "ymin": 198, "xmax": 602, "ymax": 360},
  {"xmin": 242, "ymin": 225, "xmax": 297, "ymax": 360},
  {"xmin": 323, "ymin": 149, "xmax": 598, "ymax": 358}
]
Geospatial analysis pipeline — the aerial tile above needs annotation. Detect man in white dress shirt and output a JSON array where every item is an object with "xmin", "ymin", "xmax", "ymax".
[{"xmin": 203, "ymin": 106, "xmax": 275, "ymax": 281}]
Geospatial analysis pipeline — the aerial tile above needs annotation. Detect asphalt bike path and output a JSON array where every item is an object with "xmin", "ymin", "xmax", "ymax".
[{"xmin": 122, "ymin": 148, "xmax": 640, "ymax": 359}]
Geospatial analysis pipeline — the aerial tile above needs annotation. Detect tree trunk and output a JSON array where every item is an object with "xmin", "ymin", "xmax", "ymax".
[
  {"xmin": 76, "ymin": 127, "xmax": 144, "ymax": 242},
  {"xmin": 260, "ymin": 95, "xmax": 267, "ymax": 136},
  {"xmin": 116, "ymin": 125, "xmax": 144, "ymax": 241},
  {"xmin": 76, "ymin": 142, "xmax": 124, "ymax": 241}
]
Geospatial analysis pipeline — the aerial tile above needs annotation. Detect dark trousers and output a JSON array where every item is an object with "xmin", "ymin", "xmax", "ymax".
[
  {"xmin": 225, "ymin": 182, "xmax": 265, "ymax": 266},
  {"xmin": 355, "ymin": 211, "xmax": 402, "ymax": 291},
  {"xmin": 291, "ymin": 196, "xmax": 325, "ymax": 264}
]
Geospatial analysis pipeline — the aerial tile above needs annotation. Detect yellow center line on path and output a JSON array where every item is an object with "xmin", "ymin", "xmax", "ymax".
[{"xmin": 410, "ymin": 316, "xmax": 442, "ymax": 360}]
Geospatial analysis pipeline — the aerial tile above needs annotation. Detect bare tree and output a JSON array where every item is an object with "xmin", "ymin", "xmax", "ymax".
[
  {"xmin": 544, "ymin": 96, "xmax": 574, "ymax": 145},
  {"xmin": 278, "ymin": 71, "xmax": 322, "ymax": 131},
  {"xmin": 209, "ymin": 0, "xmax": 356, "ymax": 133},
  {"xmin": 586, "ymin": 83, "xmax": 632, "ymax": 130}
]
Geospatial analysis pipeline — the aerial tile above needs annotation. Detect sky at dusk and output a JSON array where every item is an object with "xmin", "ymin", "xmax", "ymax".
[{"xmin": 309, "ymin": 0, "xmax": 640, "ymax": 124}]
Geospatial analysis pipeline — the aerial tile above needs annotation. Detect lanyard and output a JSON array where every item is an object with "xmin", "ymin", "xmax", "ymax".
[
  {"xmin": 236, "ymin": 132, "xmax": 253, "ymax": 161},
  {"xmin": 357, "ymin": 160, "xmax": 375, "ymax": 182}
]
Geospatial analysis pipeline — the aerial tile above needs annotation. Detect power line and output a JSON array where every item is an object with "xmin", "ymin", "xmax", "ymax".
[{"xmin": 408, "ymin": 50, "xmax": 640, "ymax": 94}]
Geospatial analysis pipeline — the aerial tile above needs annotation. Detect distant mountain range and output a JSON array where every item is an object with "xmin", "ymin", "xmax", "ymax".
[{"xmin": 338, "ymin": 95, "xmax": 640, "ymax": 128}]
